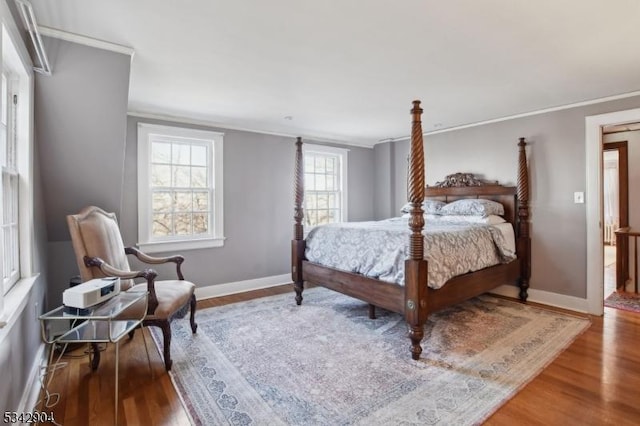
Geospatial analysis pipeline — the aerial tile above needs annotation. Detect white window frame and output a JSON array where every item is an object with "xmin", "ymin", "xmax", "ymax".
[
  {"xmin": 302, "ymin": 144, "xmax": 348, "ymax": 230},
  {"xmin": 0, "ymin": 18, "xmax": 37, "ymax": 328},
  {"xmin": 1, "ymin": 71, "xmax": 20, "ymax": 293},
  {"xmin": 137, "ymin": 123, "xmax": 224, "ymax": 253}
]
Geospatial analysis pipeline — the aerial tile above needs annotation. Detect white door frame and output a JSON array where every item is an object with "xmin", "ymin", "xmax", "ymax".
[{"xmin": 585, "ymin": 107, "xmax": 640, "ymax": 315}]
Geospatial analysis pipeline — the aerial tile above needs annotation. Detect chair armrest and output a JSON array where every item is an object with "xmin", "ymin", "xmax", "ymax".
[
  {"xmin": 125, "ymin": 247, "xmax": 185, "ymax": 280},
  {"xmin": 84, "ymin": 255, "xmax": 159, "ymax": 314}
]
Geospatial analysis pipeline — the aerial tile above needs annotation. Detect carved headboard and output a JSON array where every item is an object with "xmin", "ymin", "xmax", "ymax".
[
  {"xmin": 432, "ymin": 172, "xmax": 498, "ymax": 188},
  {"xmin": 425, "ymin": 173, "xmax": 518, "ymax": 227}
]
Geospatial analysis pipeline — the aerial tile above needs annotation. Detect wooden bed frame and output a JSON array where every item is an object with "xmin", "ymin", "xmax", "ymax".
[{"xmin": 291, "ymin": 100, "xmax": 531, "ymax": 360}]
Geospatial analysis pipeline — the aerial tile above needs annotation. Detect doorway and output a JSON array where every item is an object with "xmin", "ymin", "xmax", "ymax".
[
  {"xmin": 602, "ymin": 141, "xmax": 628, "ymax": 299},
  {"xmin": 585, "ymin": 107, "xmax": 640, "ymax": 316}
]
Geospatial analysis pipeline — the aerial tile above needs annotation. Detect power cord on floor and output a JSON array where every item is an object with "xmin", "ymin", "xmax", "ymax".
[
  {"xmin": 34, "ymin": 341, "xmax": 107, "ymax": 426},
  {"xmin": 34, "ymin": 343, "xmax": 67, "ymax": 426}
]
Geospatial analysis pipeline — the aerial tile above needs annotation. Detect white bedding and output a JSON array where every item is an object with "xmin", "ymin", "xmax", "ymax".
[
  {"xmin": 305, "ymin": 217, "xmax": 516, "ymax": 289},
  {"xmin": 493, "ymin": 222, "xmax": 516, "ymax": 254}
]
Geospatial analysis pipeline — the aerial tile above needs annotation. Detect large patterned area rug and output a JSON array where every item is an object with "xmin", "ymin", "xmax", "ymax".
[
  {"xmin": 604, "ymin": 291, "xmax": 640, "ymax": 313},
  {"xmin": 152, "ymin": 288, "xmax": 590, "ymax": 425}
]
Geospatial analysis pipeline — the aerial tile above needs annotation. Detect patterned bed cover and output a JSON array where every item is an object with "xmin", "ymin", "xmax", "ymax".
[{"xmin": 305, "ymin": 217, "xmax": 516, "ymax": 289}]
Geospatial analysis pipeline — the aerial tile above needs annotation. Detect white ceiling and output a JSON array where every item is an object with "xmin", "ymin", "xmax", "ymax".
[{"xmin": 27, "ymin": 0, "xmax": 640, "ymax": 147}]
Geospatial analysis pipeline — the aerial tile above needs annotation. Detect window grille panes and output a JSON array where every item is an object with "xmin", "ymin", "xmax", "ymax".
[
  {"xmin": 1, "ymin": 74, "xmax": 19, "ymax": 293},
  {"xmin": 303, "ymin": 150, "xmax": 344, "ymax": 227},
  {"xmin": 138, "ymin": 123, "xmax": 224, "ymax": 252},
  {"xmin": 149, "ymin": 139, "xmax": 212, "ymax": 239}
]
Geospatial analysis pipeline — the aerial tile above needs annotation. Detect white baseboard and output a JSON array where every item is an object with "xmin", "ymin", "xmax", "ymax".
[
  {"xmin": 21, "ymin": 342, "xmax": 47, "ymax": 416},
  {"xmin": 490, "ymin": 285, "xmax": 590, "ymax": 314},
  {"xmin": 195, "ymin": 274, "xmax": 291, "ymax": 301}
]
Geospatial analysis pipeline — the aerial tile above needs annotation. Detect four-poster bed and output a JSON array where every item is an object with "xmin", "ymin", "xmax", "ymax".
[{"xmin": 291, "ymin": 100, "xmax": 531, "ymax": 360}]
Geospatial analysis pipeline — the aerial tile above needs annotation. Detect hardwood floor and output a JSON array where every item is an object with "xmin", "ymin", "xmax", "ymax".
[
  {"xmin": 37, "ymin": 285, "xmax": 640, "ymax": 425},
  {"xmin": 486, "ymin": 305, "xmax": 640, "ymax": 425}
]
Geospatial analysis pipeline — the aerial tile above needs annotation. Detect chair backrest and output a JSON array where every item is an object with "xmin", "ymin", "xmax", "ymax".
[{"xmin": 67, "ymin": 206, "xmax": 134, "ymax": 289}]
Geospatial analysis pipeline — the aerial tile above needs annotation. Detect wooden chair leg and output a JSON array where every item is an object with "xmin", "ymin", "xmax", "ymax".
[
  {"xmin": 160, "ymin": 321, "xmax": 173, "ymax": 371},
  {"xmin": 189, "ymin": 294, "xmax": 198, "ymax": 333}
]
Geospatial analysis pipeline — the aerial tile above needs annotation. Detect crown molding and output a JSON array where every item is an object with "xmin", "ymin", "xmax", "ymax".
[
  {"xmin": 378, "ymin": 90, "xmax": 640, "ymax": 144},
  {"xmin": 128, "ymin": 110, "xmax": 374, "ymax": 149},
  {"xmin": 38, "ymin": 25, "xmax": 134, "ymax": 57}
]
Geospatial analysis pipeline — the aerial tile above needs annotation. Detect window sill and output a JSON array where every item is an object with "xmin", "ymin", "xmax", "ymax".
[
  {"xmin": 0, "ymin": 274, "xmax": 40, "ymax": 333},
  {"xmin": 137, "ymin": 237, "xmax": 226, "ymax": 254}
]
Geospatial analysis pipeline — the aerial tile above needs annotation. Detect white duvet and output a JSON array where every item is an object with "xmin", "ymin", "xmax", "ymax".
[{"xmin": 305, "ymin": 217, "xmax": 516, "ymax": 289}]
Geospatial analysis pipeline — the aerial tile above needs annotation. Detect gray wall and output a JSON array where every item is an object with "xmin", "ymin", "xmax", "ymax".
[
  {"xmin": 375, "ymin": 95, "xmax": 640, "ymax": 299},
  {"xmin": 34, "ymin": 37, "xmax": 131, "ymax": 307},
  {"xmin": 122, "ymin": 116, "xmax": 375, "ymax": 286},
  {"xmin": 373, "ymin": 142, "xmax": 393, "ymax": 219},
  {"xmin": 36, "ymin": 37, "xmax": 131, "ymax": 240}
]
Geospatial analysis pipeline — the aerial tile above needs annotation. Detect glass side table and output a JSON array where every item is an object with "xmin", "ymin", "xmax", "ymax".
[{"xmin": 39, "ymin": 290, "xmax": 150, "ymax": 425}]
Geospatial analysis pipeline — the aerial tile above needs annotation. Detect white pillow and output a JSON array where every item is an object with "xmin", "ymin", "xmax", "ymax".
[
  {"xmin": 437, "ymin": 214, "xmax": 506, "ymax": 225},
  {"xmin": 439, "ymin": 199, "xmax": 505, "ymax": 216}
]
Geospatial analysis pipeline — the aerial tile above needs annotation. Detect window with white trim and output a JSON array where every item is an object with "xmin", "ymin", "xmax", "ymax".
[
  {"xmin": 137, "ymin": 123, "xmax": 224, "ymax": 253},
  {"xmin": 1, "ymin": 67, "xmax": 19, "ymax": 294},
  {"xmin": 303, "ymin": 144, "xmax": 348, "ymax": 228},
  {"xmin": 0, "ymin": 20, "xmax": 35, "ymax": 324}
]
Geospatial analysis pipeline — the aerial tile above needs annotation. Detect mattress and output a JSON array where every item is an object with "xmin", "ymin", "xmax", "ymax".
[{"xmin": 304, "ymin": 217, "xmax": 516, "ymax": 289}]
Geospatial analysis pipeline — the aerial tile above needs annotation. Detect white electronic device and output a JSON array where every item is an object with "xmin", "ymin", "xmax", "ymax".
[{"xmin": 63, "ymin": 277, "xmax": 121, "ymax": 308}]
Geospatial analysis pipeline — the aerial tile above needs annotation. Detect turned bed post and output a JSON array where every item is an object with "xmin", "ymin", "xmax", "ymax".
[
  {"xmin": 405, "ymin": 100, "xmax": 428, "ymax": 360},
  {"xmin": 516, "ymin": 137, "xmax": 531, "ymax": 301},
  {"xmin": 292, "ymin": 137, "xmax": 306, "ymax": 305}
]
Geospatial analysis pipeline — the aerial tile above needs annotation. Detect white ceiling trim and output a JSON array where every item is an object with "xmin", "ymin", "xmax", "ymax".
[
  {"xmin": 380, "ymin": 90, "xmax": 640, "ymax": 144},
  {"xmin": 128, "ymin": 111, "xmax": 374, "ymax": 149},
  {"xmin": 38, "ymin": 25, "xmax": 134, "ymax": 56}
]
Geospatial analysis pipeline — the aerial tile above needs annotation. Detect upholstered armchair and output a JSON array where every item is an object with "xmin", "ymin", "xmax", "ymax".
[{"xmin": 67, "ymin": 206, "xmax": 197, "ymax": 371}]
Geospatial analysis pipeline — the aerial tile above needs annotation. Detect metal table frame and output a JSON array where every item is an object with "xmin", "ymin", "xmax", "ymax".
[{"xmin": 39, "ymin": 291, "xmax": 150, "ymax": 425}]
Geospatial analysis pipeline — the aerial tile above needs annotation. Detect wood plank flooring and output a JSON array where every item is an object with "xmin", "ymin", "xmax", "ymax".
[{"xmin": 37, "ymin": 285, "xmax": 640, "ymax": 425}]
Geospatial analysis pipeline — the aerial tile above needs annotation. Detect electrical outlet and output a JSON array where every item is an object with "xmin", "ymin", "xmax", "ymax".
[{"xmin": 574, "ymin": 192, "xmax": 585, "ymax": 204}]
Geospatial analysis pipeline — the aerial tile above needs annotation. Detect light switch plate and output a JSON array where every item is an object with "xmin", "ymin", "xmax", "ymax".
[{"xmin": 574, "ymin": 191, "xmax": 585, "ymax": 203}]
